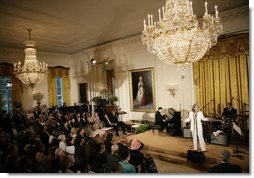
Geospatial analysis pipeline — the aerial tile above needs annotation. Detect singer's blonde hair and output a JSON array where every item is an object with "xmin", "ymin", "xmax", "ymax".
[{"xmin": 192, "ymin": 104, "xmax": 199, "ymax": 112}]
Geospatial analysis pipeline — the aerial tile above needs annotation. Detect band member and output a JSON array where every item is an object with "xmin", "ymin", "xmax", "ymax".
[
  {"xmin": 222, "ymin": 102, "xmax": 237, "ymax": 120},
  {"xmin": 185, "ymin": 104, "xmax": 209, "ymax": 152},
  {"xmin": 155, "ymin": 107, "xmax": 169, "ymax": 133}
]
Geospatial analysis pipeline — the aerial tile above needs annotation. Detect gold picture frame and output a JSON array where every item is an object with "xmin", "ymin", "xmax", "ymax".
[{"xmin": 129, "ymin": 67, "xmax": 156, "ymax": 112}]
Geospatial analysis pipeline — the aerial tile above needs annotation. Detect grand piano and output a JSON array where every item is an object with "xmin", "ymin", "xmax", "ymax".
[{"xmin": 165, "ymin": 108, "xmax": 182, "ymax": 136}]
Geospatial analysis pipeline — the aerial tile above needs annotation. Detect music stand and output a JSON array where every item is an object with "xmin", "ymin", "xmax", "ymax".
[{"xmin": 231, "ymin": 122, "xmax": 244, "ymax": 160}]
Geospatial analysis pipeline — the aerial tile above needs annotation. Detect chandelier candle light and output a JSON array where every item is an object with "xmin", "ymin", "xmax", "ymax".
[
  {"xmin": 141, "ymin": 0, "xmax": 223, "ymax": 73},
  {"xmin": 13, "ymin": 29, "xmax": 48, "ymax": 88}
]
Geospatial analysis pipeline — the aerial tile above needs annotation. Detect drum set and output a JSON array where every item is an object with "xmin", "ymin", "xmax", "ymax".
[{"xmin": 203, "ymin": 111, "xmax": 249, "ymax": 141}]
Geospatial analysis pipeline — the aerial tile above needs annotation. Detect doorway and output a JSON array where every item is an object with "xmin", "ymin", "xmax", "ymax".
[{"xmin": 79, "ymin": 83, "xmax": 88, "ymax": 103}]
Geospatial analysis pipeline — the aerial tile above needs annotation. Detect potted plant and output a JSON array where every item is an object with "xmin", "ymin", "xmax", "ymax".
[
  {"xmin": 92, "ymin": 96, "xmax": 102, "ymax": 105},
  {"xmin": 109, "ymin": 95, "xmax": 118, "ymax": 106}
]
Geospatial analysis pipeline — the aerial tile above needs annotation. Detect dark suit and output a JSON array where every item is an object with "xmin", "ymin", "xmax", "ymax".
[
  {"xmin": 109, "ymin": 114, "xmax": 126, "ymax": 135},
  {"xmin": 155, "ymin": 111, "xmax": 169, "ymax": 132},
  {"xmin": 222, "ymin": 108, "xmax": 237, "ymax": 119},
  {"xmin": 208, "ymin": 163, "xmax": 242, "ymax": 173}
]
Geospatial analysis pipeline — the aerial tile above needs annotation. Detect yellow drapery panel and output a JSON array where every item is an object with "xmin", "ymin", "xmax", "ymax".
[
  {"xmin": 193, "ymin": 34, "xmax": 249, "ymax": 116},
  {"xmin": 48, "ymin": 66, "xmax": 70, "ymax": 107},
  {"xmin": 0, "ymin": 63, "xmax": 23, "ymax": 112}
]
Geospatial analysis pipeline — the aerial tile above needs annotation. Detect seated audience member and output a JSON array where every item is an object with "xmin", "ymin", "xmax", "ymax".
[
  {"xmin": 81, "ymin": 113, "xmax": 87, "ymax": 124},
  {"xmin": 86, "ymin": 112, "xmax": 94, "ymax": 124},
  {"xmin": 4, "ymin": 144, "xmax": 21, "ymax": 173},
  {"xmin": 209, "ymin": 150, "xmax": 242, "ymax": 173},
  {"xmin": 129, "ymin": 139, "xmax": 144, "ymax": 173},
  {"xmin": 45, "ymin": 146, "xmax": 57, "ymax": 170},
  {"xmin": 119, "ymin": 149, "xmax": 136, "ymax": 173},
  {"xmin": 96, "ymin": 130, "xmax": 106, "ymax": 144},
  {"xmin": 117, "ymin": 137, "xmax": 130, "ymax": 159},
  {"xmin": 107, "ymin": 144, "xmax": 122, "ymax": 169},
  {"xmin": 74, "ymin": 135, "xmax": 87, "ymax": 172},
  {"xmin": 69, "ymin": 116, "xmax": 78, "ymax": 128},
  {"xmin": 60, "ymin": 155, "xmax": 73, "ymax": 173},
  {"xmin": 41, "ymin": 104, "xmax": 49, "ymax": 116},
  {"xmin": 52, "ymin": 105, "xmax": 60, "ymax": 115},
  {"xmin": 93, "ymin": 112, "xmax": 103, "ymax": 130},
  {"xmin": 58, "ymin": 134, "xmax": 75, "ymax": 155},
  {"xmin": 33, "ymin": 105, "xmax": 41, "ymax": 119},
  {"xmin": 76, "ymin": 127, "xmax": 86, "ymax": 140},
  {"xmin": 75, "ymin": 113, "xmax": 84, "ymax": 128},
  {"xmin": 104, "ymin": 114, "xmax": 119, "ymax": 136},
  {"xmin": 104, "ymin": 133, "xmax": 114, "ymax": 154},
  {"xmin": 26, "ymin": 110, "xmax": 35, "ymax": 123},
  {"xmin": 62, "ymin": 121, "xmax": 71, "ymax": 136},
  {"xmin": 92, "ymin": 143, "xmax": 107, "ymax": 173},
  {"xmin": 110, "ymin": 110, "xmax": 127, "ymax": 135},
  {"xmin": 40, "ymin": 125, "xmax": 50, "ymax": 148}
]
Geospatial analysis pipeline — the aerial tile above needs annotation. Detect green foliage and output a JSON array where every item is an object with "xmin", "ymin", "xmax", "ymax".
[
  {"xmin": 134, "ymin": 123, "xmax": 152, "ymax": 134},
  {"xmin": 92, "ymin": 96, "xmax": 102, "ymax": 102},
  {"xmin": 109, "ymin": 95, "xmax": 118, "ymax": 104}
]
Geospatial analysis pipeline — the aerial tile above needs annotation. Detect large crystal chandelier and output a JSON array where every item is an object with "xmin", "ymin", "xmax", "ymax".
[
  {"xmin": 13, "ymin": 29, "xmax": 48, "ymax": 88},
  {"xmin": 141, "ymin": 0, "xmax": 223, "ymax": 72}
]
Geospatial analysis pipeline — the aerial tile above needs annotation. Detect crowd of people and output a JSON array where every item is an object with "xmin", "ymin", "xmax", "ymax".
[{"xmin": 0, "ymin": 104, "xmax": 156, "ymax": 173}]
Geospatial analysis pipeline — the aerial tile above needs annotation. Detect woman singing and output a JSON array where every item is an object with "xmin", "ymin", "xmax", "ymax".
[{"xmin": 185, "ymin": 104, "xmax": 209, "ymax": 152}]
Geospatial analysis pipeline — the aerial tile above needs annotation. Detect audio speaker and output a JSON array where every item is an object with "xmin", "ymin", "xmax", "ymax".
[{"xmin": 211, "ymin": 134, "xmax": 229, "ymax": 146}]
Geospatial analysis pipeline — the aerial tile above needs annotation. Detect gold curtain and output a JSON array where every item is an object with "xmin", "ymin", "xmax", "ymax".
[
  {"xmin": 193, "ymin": 34, "xmax": 249, "ymax": 116},
  {"xmin": 48, "ymin": 66, "xmax": 70, "ymax": 107},
  {"xmin": 0, "ymin": 63, "xmax": 23, "ymax": 112}
]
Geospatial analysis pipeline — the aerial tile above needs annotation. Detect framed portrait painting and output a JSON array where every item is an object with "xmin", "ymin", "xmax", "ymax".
[{"xmin": 129, "ymin": 67, "xmax": 156, "ymax": 112}]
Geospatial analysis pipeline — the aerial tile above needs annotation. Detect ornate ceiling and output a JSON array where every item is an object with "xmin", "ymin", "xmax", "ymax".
[{"xmin": 0, "ymin": 0, "xmax": 249, "ymax": 54}]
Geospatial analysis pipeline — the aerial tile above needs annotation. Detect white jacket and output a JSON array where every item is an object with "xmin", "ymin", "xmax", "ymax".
[{"xmin": 185, "ymin": 111, "xmax": 209, "ymax": 132}]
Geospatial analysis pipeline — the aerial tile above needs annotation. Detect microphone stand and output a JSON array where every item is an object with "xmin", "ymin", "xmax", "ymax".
[
  {"xmin": 232, "ymin": 97, "xmax": 249, "ymax": 134},
  {"xmin": 231, "ymin": 98, "xmax": 248, "ymax": 159},
  {"xmin": 200, "ymin": 99, "xmax": 214, "ymax": 117},
  {"xmin": 200, "ymin": 99, "xmax": 214, "ymax": 141}
]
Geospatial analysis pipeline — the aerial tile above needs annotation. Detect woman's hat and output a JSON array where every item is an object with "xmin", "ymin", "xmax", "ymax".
[{"xmin": 130, "ymin": 139, "xmax": 142, "ymax": 150}]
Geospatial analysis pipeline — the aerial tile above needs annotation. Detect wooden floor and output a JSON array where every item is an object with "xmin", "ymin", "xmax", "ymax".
[{"xmin": 127, "ymin": 130, "xmax": 249, "ymax": 173}]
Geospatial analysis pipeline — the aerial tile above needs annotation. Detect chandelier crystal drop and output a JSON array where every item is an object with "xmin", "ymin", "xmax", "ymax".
[
  {"xmin": 141, "ymin": 0, "xmax": 223, "ymax": 72},
  {"xmin": 13, "ymin": 29, "xmax": 48, "ymax": 88}
]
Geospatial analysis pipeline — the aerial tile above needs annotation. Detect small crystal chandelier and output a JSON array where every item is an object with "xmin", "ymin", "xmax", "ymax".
[
  {"xmin": 141, "ymin": 0, "xmax": 223, "ymax": 73},
  {"xmin": 13, "ymin": 29, "xmax": 48, "ymax": 88}
]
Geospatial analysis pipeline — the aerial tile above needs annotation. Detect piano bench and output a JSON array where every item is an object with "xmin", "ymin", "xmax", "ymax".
[{"xmin": 152, "ymin": 124, "xmax": 161, "ymax": 134}]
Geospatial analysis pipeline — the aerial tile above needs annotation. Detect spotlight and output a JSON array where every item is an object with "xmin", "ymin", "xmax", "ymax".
[
  {"xmin": 6, "ymin": 81, "xmax": 12, "ymax": 88},
  {"xmin": 91, "ymin": 59, "xmax": 96, "ymax": 64},
  {"xmin": 105, "ymin": 61, "xmax": 108, "ymax": 65}
]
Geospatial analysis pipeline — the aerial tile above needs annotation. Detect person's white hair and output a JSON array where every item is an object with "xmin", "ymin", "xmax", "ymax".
[
  {"xmin": 111, "ymin": 144, "xmax": 119, "ymax": 154},
  {"xmin": 58, "ymin": 134, "xmax": 66, "ymax": 141}
]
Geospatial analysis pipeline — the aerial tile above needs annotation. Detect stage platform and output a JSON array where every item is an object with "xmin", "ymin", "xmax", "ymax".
[{"xmin": 127, "ymin": 130, "xmax": 249, "ymax": 173}]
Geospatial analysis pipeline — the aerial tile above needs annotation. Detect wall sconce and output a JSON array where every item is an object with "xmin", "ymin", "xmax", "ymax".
[
  {"xmin": 33, "ymin": 90, "xmax": 44, "ymax": 106},
  {"xmin": 168, "ymin": 84, "xmax": 178, "ymax": 97}
]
